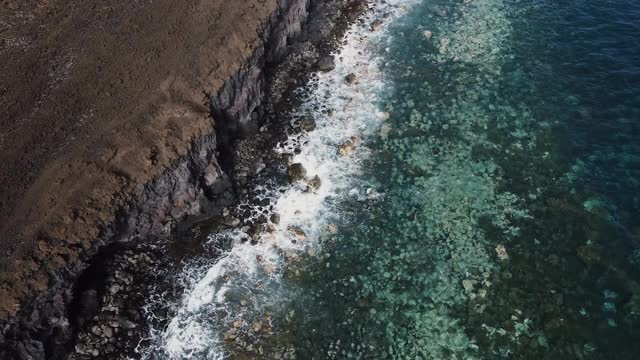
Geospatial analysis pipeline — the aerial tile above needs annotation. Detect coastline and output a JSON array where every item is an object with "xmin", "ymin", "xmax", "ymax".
[{"xmin": 0, "ymin": 0, "xmax": 367, "ymax": 358}]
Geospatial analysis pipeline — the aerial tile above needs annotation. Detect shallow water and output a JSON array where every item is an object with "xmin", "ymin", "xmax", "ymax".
[{"xmin": 142, "ymin": 0, "xmax": 640, "ymax": 358}]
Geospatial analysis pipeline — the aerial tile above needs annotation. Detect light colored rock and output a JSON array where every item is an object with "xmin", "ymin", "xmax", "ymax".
[
  {"xmin": 423, "ymin": 30, "xmax": 433, "ymax": 40},
  {"xmin": 288, "ymin": 227, "xmax": 306, "ymax": 241},
  {"xmin": 378, "ymin": 111, "xmax": 391, "ymax": 121},
  {"xmin": 462, "ymin": 279, "xmax": 476, "ymax": 293},
  {"xmin": 371, "ymin": 19, "xmax": 382, "ymax": 31},
  {"xmin": 338, "ymin": 140, "xmax": 354, "ymax": 156},
  {"xmin": 306, "ymin": 175, "xmax": 322, "ymax": 192},
  {"xmin": 495, "ymin": 244, "xmax": 509, "ymax": 261}
]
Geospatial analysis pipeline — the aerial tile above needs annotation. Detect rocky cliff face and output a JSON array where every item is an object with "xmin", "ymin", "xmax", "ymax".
[{"xmin": 0, "ymin": 0, "xmax": 320, "ymax": 358}]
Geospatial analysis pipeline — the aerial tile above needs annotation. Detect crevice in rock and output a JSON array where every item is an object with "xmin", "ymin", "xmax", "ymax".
[{"xmin": 64, "ymin": 243, "xmax": 123, "ymax": 358}]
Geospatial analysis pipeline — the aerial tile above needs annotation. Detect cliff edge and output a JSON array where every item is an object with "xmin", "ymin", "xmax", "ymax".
[{"xmin": 0, "ymin": 0, "xmax": 301, "ymax": 325}]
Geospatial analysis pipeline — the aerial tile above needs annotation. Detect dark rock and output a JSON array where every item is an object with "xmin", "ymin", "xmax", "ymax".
[
  {"xmin": 345, "ymin": 73, "xmax": 357, "ymax": 84},
  {"xmin": 270, "ymin": 213, "xmax": 280, "ymax": 224},
  {"xmin": 316, "ymin": 56, "xmax": 336, "ymax": 72},
  {"xmin": 287, "ymin": 163, "xmax": 307, "ymax": 183},
  {"xmin": 300, "ymin": 115, "xmax": 316, "ymax": 132},
  {"xmin": 75, "ymin": 290, "xmax": 99, "ymax": 329}
]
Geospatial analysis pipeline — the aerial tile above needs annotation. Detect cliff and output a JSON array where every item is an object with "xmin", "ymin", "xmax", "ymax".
[{"xmin": 0, "ymin": 0, "xmax": 323, "ymax": 357}]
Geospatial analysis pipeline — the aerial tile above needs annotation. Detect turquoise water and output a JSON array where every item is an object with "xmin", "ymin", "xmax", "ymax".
[
  {"xmin": 146, "ymin": 0, "xmax": 640, "ymax": 358},
  {"xmin": 278, "ymin": 0, "xmax": 640, "ymax": 358}
]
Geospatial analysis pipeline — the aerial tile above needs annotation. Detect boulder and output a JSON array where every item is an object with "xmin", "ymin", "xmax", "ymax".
[
  {"xmin": 350, "ymin": 135, "xmax": 361, "ymax": 147},
  {"xmin": 288, "ymin": 227, "xmax": 307, "ymax": 241},
  {"xmin": 270, "ymin": 213, "xmax": 280, "ymax": 224},
  {"xmin": 371, "ymin": 19, "xmax": 382, "ymax": 31},
  {"xmin": 306, "ymin": 175, "xmax": 322, "ymax": 192},
  {"xmin": 317, "ymin": 56, "xmax": 336, "ymax": 72},
  {"xmin": 300, "ymin": 115, "xmax": 316, "ymax": 132},
  {"xmin": 345, "ymin": 73, "xmax": 357, "ymax": 84},
  {"xmin": 287, "ymin": 163, "xmax": 307, "ymax": 183},
  {"xmin": 338, "ymin": 140, "xmax": 354, "ymax": 156}
]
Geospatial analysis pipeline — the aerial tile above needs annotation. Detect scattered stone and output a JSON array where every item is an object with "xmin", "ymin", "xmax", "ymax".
[
  {"xmin": 495, "ymin": 244, "xmax": 509, "ymax": 261},
  {"xmin": 366, "ymin": 188, "xmax": 379, "ymax": 199},
  {"xmin": 370, "ymin": 19, "xmax": 382, "ymax": 31},
  {"xmin": 345, "ymin": 73, "xmax": 357, "ymax": 84},
  {"xmin": 281, "ymin": 153, "xmax": 294, "ymax": 165},
  {"xmin": 252, "ymin": 321, "xmax": 262, "ymax": 332},
  {"xmin": 316, "ymin": 56, "xmax": 336, "ymax": 72},
  {"xmin": 462, "ymin": 279, "xmax": 476, "ymax": 293},
  {"xmin": 288, "ymin": 227, "xmax": 307, "ymax": 241},
  {"xmin": 378, "ymin": 111, "xmax": 391, "ymax": 121},
  {"xmin": 287, "ymin": 163, "xmax": 307, "ymax": 183},
  {"xmin": 256, "ymin": 255, "xmax": 264, "ymax": 262},
  {"xmin": 306, "ymin": 175, "xmax": 322, "ymax": 192},
  {"xmin": 423, "ymin": 30, "xmax": 433, "ymax": 40},
  {"xmin": 300, "ymin": 115, "xmax": 316, "ymax": 132},
  {"xmin": 223, "ymin": 216, "xmax": 241, "ymax": 227},
  {"xmin": 91, "ymin": 326, "xmax": 102, "ymax": 336},
  {"xmin": 338, "ymin": 140, "xmax": 354, "ymax": 156},
  {"xmin": 109, "ymin": 284, "xmax": 120, "ymax": 295},
  {"xmin": 325, "ymin": 224, "xmax": 338, "ymax": 234},
  {"xmin": 270, "ymin": 213, "xmax": 280, "ymax": 224},
  {"xmin": 380, "ymin": 124, "xmax": 392, "ymax": 140},
  {"xmin": 357, "ymin": 297, "xmax": 370, "ymax": 308},
  {"xmin": 350, "ymin": 135, "xmax": 361, "ymax": 147},
  {"xmin": 222, "ymin": 274, "xmax": 231, "ymax": 283}
]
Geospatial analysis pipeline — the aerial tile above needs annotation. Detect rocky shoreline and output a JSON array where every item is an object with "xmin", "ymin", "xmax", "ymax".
[{"xmin": 1, "ymin": 0, "xmax": 368, "ymax": 358}]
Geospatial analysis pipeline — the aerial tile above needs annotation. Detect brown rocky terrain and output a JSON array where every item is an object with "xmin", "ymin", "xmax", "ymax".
[{"xmin": 0, "ymin": 0, "xmax": 284, "ymax": 320}]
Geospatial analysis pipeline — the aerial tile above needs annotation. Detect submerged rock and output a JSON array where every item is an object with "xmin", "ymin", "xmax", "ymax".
[
  {"xmin": 380, "ymin": 124, "xmax": 392, "ymax": 140},
  {"xmin": 287, "ymin": 163, "xmax": 307, "ymax": 183},
  {"xmin": 495, "ymin": 244, "xmax": 509, "ymax": 261},
  {"xmin": 325, "ymin": 224, "xmax": 338, "ymax": 234},
  {"xmin": 423, "ymin": 30, "xmax": 433, "ymax": 40}
]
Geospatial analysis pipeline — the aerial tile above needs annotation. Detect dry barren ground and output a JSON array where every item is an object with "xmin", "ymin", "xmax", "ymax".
[{"xmin": 0, "ymin": 0, "xmax": 281, "ymax": 321}]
